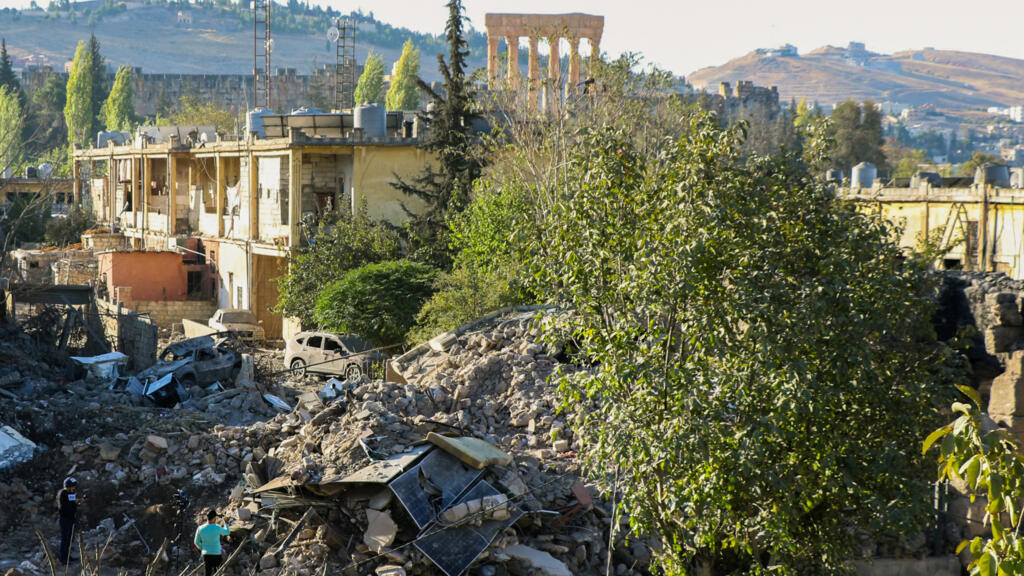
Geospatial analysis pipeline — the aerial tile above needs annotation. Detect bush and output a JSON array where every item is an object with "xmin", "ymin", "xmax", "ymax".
[
  {"xmin": 46, "ymin": 202, "xmax": 95, "ymax": 246},
  {"xmin": 314, "ymin": 259, "xmax": 438, "ymax": 346}
]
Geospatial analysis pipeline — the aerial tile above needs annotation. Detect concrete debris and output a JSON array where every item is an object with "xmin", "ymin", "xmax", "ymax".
[
  {"xmin": 363, "ymin": 508, "xmax": 397, "ymax": 551},
  {"xmin": 504, "ymin": 545, "xmax": 572, "ymax": 576},
  {"xmin": 0, "ymin": 425, "xmax": 36, "ymax": 470},
  {"xmin": 426, "ymin": 432, "xmax": 513, "ymax": 469},
  {"xmin": 70, "ymin": 351, "xmax": 129, "ymax": 380}
]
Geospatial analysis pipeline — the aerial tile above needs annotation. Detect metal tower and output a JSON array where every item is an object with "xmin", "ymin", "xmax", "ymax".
[
  {"xmin": 334, "ymin": 18, "xmax": 355, "ymax": 110},
  {"xmin": 254, "ymin": 0, "xmax": 272, "ymax": 108}
]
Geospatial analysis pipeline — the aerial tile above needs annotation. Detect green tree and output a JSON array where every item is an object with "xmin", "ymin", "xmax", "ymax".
[
  {"xmin": 102, "ymin": 65, "xmax": 137, "ymax": 131},
  {"xmin": 0, "ymin": 86, "xmax": 23, "ymax": 172},
  {"xmin": 0, "ymin": 38, "xmax": 23, "ymax": 104},
  {"xmin": 522, "ymin": 113, "xmax": 961, "ymax": 573},
  {"xmin": 275, "ymin": 206, "xmax": 401, "ymax": 327},
  {"xmin": 958, "ymin": 151, "xmax": 1005, "ymax": 177},
  {"xmin": 385, "ymin": 38, "xmax": 421, "ymax": 111},
  {"xmin": 64, "ymin": 40, "xmax": 94, "ymax": 147},
  {"xmin": 87, "ymin": 33, "xmax": 108, "ymax": 128},
  {"xmin": 392, "ymin": 0, "xmax": 481, "ymax": 268},
  {"xmin": 829, "ymin": 99, "xmax": 887, "ymax": 175},
  {"xmin": 168, "ymin": 94, "xmax": 237, "ymax": 135},
  {"xmin": 24, "ymin": 71, "xmax": 67, "ymax": 156},
  {"xmin": 314, "ymin": 259, "xmax": 437, "ymax": 346},
  {"xmin": 353, "ymin": 51, "xmax": 385, "ymax": 105},
  {"xmin": 45, "ymin": 202, "xmax": 96, "ymax": 246},
  {"xmin": 926, "ymin": 387, "xmax": 1024, "ymax": 575}
]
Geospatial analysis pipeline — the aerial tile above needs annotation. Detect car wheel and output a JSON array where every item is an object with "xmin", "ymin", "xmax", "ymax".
[
  {"xmin": 179, "ymin": 374, "xmax": 197, "ymax": 388},
  {"xmin": 290, "ymin": 358, "xmax": 306, "ymax": 377},
  {"xmin": 345, "ymin": 363, "xmax": 362, "ymax": 382}
]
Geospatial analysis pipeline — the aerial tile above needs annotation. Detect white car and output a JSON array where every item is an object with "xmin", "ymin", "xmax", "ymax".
[
  {"xmin": 284, "ymin": 331, "xmax": 383, "ymax": 380},
  {"xmin": 208, "ymin": 309, "xmax": 265, "ymax": 342}
]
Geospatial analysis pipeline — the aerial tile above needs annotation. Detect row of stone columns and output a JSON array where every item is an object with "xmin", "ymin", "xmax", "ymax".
[{"xmin": 486, "ymin": 34, "xmax": 599, "ymax": 93}]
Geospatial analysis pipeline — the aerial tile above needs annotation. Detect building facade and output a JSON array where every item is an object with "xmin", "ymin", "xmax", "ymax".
[{"xmin": 73, "ymin": 110, "xmax": 431, "ymax": 339}]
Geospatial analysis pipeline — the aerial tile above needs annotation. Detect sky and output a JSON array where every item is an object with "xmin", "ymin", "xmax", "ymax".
[{"xmin": 3, "ymin": 0, "xmax": 1024, "ymax": 76}]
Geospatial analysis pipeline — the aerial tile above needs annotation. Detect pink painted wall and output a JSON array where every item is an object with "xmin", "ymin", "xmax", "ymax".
[{"xmin": 99, "ymin": 251, "xmax": 187, "ymax": 302}]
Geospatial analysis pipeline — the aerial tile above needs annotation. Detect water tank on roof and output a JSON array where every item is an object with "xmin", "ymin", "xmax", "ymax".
[
  {"xmin": 37, "ymin": 163, "xmax": 53, "ymax": 180},
  {"xmin": 247, "ymin": 107, "xmax": 275, "ymax": 140},
  {"xmin": 290, "ymin": 106, "xmax": 321, "ymax": 115},
  {"xmin": 850, "ymin": 162, "xmax": 876, "ymax": 188},
  {"xmin": 911, "ymin": 171, "xmax": 942, "ymax": 188},
  {"xmin": 1011, "ymin": 168, "xmax": 1024, "ymax": 189},
  {"xmin": 825, "ymin": 169, "xmax": 843, "ymax": 183},
  {"xmin": 977, "ymin": 163, "xmax": 1010, "ymax": 188},
  {"xmin": 24, "ymin": 166, "xmax": 38, "ymax": 179},
  {"xmin": 354, "ymin": 103, "xmax": 386, "ymax": 139}
]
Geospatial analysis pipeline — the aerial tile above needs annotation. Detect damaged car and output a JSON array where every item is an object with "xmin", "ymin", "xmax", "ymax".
[
  {"xmin": 138, "ymin": 335, "xmax": 242, "ymax": 388},
  {"xmin": 285, "ymin": 331, "xmax": 384, "ymax": 380}
]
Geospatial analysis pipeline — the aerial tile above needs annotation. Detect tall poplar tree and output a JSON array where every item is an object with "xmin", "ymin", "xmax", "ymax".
[
  {"xmin": 353, "ymin": 52, "xmax": 385, "ymax": 105},
  {"xmin": 64, "ymin": 40, "xmax": 94, "ymax": 147},
  {"xmin": 385, "ymin": 39, "xmax": 421, "ymax": 111},
  {"xmin": 87, "ymin": 34, "xmax": 108, "ymax": 129},
  {"xmin": 0, "ymin": 39, "xmax": 23, "ymax": 104},
  {"xmin": 102, "ymin": 65, "xmax": 137, "ymax": 131},
  {"xmin": 0, "ymin": 86, "xmax": 23, "ymax": 172}
]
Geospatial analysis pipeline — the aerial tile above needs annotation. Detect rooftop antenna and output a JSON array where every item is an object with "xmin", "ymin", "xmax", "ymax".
[
  {"xmin": 329, "ymin": 18, "xmax": 355, "ymax": 110},
  {"xmin": 254, "ymin": 0, "xmax": 272, "ymax": 108}
]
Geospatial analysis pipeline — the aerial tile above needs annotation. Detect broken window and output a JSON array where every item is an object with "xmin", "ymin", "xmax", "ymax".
[
  {"xmin": 325, "ymin": 338, "xmax": 344, "ymax": 354},
  {"xmin": 305, "ymin": 336, "xmax": 323, "ymax": 350}
]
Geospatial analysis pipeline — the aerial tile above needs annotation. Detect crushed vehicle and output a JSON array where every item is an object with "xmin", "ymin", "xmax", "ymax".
[
  {"xmin": 112, "ymin": 335, "xmax": 243, "ymax": 406},
  {"xmin": 208, "ymin": 308, "xmax": 265, "ymax": 342},
  {"xmin": 284, "ymin": 331, "xmax": 384, "ymax": 380}
]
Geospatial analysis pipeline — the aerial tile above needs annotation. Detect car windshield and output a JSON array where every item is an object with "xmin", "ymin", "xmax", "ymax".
[
  {"xmin": 340, "ymin": 336, "xmax": 373, "ymax": 352},
  {"xmin": 221, "ymin": 311, "xmax": 257, "ymax": 323}
]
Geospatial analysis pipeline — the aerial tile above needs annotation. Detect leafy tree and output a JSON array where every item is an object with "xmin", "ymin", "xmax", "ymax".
[
  {"xmin": 314, "ymin": 259, "xmax": 437, "ymax": 346},
  {"xmin": 884, "ymin": 138, "xmax": 932, "ymax": 178},
  {"xmin": 521, "ymin": 113, "xmax": 961, "ymax": 573},
  {"xmin": 958, "ymin": 151, "xmax": 1005, "ymax": 177},
  {"xmin": 829, "ymin": 99, "xmax": 887, "ymax": 175},
  {"xmin": 385, "ymin": 38, "xmax": 421, "ymax": 111},
  {"xmin": 168, "ymin": 94, "xmax": 237, "ymax": 134},
  {"xmin": 275, "ymin": 206, "xmax": 401, "ymax": 327},
  {"xmin": 102, "ymin": 65, "xmax": 137, "ymax": 131},
  {"xmin": 64, "ymin": 40, "xmax": 94, "ymax": 147},
  {"xmin": 0, "ymin": 38, "xmax": 23, "ymax": 104},
  {"xmin": 353, "ymin": 51, "xmax": 385, "ymax": 105},
  {"xmin": 24, "ymin": 71, "xmax": 67, "ymax": 156},
  {"xmin": 926, "ymin": 387, "xmax": 1024, "ymax": 575},
  {"xmin": 392, "ymin": 0, "xmax": 481, "ymax": 268},
  {"xmin": 87, "ymin": 33, "xmax": 107, "ymax": 126},
  {"xmin": 0, "ymin": 86, "xmax": 23, "ymax": 173},
  {"xmin": 45, "ymin": 202, "xmax": 96, "ymax": 246}
]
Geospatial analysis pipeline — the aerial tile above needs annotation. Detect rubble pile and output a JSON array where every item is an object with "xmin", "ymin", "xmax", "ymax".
[{"xmin": 0, "ymin": 309, "xmax": 652, "ymax": 576}]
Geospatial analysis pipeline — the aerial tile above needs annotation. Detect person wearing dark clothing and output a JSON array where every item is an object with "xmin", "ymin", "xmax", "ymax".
[{"xmin": 56, "ymin": 477, "xmax": 79, "ymax": 564}]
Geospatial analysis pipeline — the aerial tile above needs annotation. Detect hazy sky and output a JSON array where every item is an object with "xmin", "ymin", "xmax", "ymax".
[{"xmin": 2, "ymin": 0, "xmax": 1024, "ymax": 76}]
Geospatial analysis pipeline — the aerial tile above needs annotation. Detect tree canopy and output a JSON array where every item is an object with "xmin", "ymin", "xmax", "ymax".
[
  {"xmin": 385, "ymin": 38, "xmax": 421, "ymax": 111},
  {"xmin": 0, "ymin": 85, "xmax": 23, "ymax": 172},
  {"xmin": 829, "ymin": 99, "xmax": 887, "ymax": 176},
  {"xmin": 353, "ymin": 51, "xmax": 385, "ymax": 105},
  {"xmin": 102, "ymin": 65, "xmax": 137, "ymax": 131},
  {"xmin": 64, "ymin": 40, "xmax": 94, "ymax": 147}
]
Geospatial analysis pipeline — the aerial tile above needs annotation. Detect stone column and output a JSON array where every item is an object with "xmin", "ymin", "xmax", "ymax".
[
  {"xmin": 590, "ymin": 35, "xmax": 601, "ymax": 61},
  {"xmin": 487, "ymin": 35, "xmax": 500, "ymax": 89},
  {"xmin": 568, "ymin": 37, "xmax": 580, "ymax": 90},
  {"xmin": 505, "ymin": 35, "xmax": 520, "ymax": 84},
  {"xmin": 527, "ymin": 36, "xmax": 540, "ymax": 109},
  {"xmin": 546, "ymin": 36, "xmax": 561, "ymax": 113}
]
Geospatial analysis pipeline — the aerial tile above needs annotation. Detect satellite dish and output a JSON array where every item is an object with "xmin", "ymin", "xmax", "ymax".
[{"xmin": 327, "ymin": 27, "xmax": 339, "ymax": 43}]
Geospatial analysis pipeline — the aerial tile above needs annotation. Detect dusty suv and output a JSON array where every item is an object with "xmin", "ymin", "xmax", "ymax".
[
  {"xmin": 284, "ymin": 331, "xmax": 383, "ymax": 380},
  {"xmin": 208, "ymin": 309, "xmax": 265, "ymax": 342}
]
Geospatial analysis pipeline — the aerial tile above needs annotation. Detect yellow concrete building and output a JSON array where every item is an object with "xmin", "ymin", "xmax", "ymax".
[
  {"xmin": 73, "ymin": 110, "xmax": 432, "ymax": 339},
  {"xmin": 845, "ymin": 170, "xmax": 1024, "ymax": 278}
]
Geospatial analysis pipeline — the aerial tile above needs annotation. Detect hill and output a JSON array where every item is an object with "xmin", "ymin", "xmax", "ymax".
[
  {"xmin": 687, "ymin": 44, "xmax": 1024, "ymax": 109},
  {"xmin": 0, "ymin": 2, "xmax": 488, "ymax": 81}
]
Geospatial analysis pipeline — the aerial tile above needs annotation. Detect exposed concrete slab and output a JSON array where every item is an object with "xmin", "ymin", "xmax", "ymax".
[{"xmin": 426, "ymin": 433, "xmax": 512, "ymax": 470}]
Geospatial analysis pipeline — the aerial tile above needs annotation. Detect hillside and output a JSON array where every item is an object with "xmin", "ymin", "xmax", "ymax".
[
  {"xmin": 0, "ymin": 2, "xmax": 488, "ymax": 80},
  {"xmin": 687, "ymin": 45, "xmax": 1024, "ymax": 109}
]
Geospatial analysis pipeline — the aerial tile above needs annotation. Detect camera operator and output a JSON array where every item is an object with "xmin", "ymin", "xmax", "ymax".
[{"xmin": 56, "ymin": 477, "xmax": 84, "ymax": 565}]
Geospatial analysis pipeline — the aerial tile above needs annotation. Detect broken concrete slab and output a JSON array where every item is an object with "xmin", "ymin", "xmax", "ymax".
[
  {"xmin": 335, "ymin": 445, "xmax": 430, "ymax": 485},
  {"xmin": 0, "ymin": 425, "xmax": 36, "ymax": 470},
  {"xmin": 145, "ymin": 435, "xmax": 169, "ymax": 452},
  {"xmin": 426, "ymin": 432, "xmax": 512, "ymax": 470},
  {"xmin": 71, "ymin": 351, "xmax": 129, "ymax": 380},
  {"xmin": 363, "ymin": 508, "xmax": 396, "ymax": 552},
  {"xmin": 375, "ymin": 566, "xmax": 406, "ymax": 576},
  {"xmin": 504, "ymin": 544, "xmax": 572, "ymax": 576}
]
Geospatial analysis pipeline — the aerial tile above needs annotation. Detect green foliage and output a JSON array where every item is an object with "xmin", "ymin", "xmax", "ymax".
[
  {"xmin": 275, "ymin": 206, "xmax": 401, "ymax": 327},
  {"xmin": 392, "ymin": 0, "xmax": 481, "ymax": 268},
  {"xmin": 46, "ymin": 202, "xmax": 96, "ymax": 246},
  {"xmin": 5, "ymin": 194, "xmax": 51, "ymax": 245},
  {"xmin": 87, "ymin": 34, "xmax": 107, "ymax": 130},
  {"xmin": 523, "ymin": 113, "xmax": 962, "ymax": 573},
  {"xmin": 167, "ymin": 94, "xmax": 237, "ymax": 135},
  {"xmin": 25, "ymin": 72, "xmax": 67, "ymax": 157},
  {"xmin": 829, "ymin": 99, "xmax": 887, "ymax": 175},
  {"xmin": 407, "ymin": 262, "xmax": 521, "ymax": 346},
  {"xmin": 353, "ymin": 52, "xmax": 385, "ymax": 105},
  {"xmin": 102, "ymin": 65, "xmax": 137, "ymax": 131},
  {"xmin": 385, "ymin": 39, "xmax": 421, "ymax": 111},
  {"xmin": 0, "ymin": 39, "xmax": 23, "ymax": 103},
  {"xmin": 884, "ymin": 139, "xmax": 932, "ymax": 178},
  {"xmin": 64, "ymin": 40, "xmax": 94, "ymax": 147},
  {"xmin": 314, "ymin": 259, "xmax": 437, "ymax": 346},
  {"xmin": 0, "ymin": 85, "xmax": 23, "ymax": 171},
  {"xmin": 958, "ymin": 151, "xmax": 1005, "ymax": 177},
  {"xmin": 925, "ymin": 387, "xmax": 1024, "ymax": 574}
]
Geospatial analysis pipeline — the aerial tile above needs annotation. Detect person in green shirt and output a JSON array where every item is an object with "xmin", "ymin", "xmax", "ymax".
[{"xmin": 193, "ymin": 509, "xmax": 231, "ymax": 576}]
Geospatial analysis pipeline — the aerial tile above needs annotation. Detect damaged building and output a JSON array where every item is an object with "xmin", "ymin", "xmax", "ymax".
[{"xmin": 72, "ymin": 108, "xmax": 432, "ymax": 339}]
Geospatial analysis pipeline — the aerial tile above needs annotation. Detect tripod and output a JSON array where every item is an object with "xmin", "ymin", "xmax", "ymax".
[{"xmin": 169, "ymin": 489, "xmax": 191, "ymax": 576}]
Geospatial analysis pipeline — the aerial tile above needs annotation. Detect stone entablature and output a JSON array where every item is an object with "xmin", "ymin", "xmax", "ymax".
[{"xmin": 484, "ymin": 13, "xmax": 604, "ymax": 110}]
